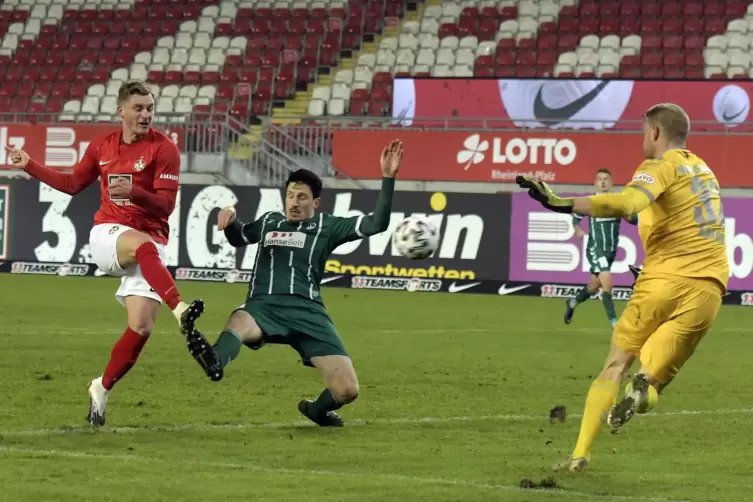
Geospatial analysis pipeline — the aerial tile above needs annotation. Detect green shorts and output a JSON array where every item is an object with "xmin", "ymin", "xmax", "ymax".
[
  {"xmin": 587, "ymin": 248, "xmax": 616, "ymax": 275},
  {"xmin": 234, "ymin": 295, "xmax": 348, "ymax": 367}
]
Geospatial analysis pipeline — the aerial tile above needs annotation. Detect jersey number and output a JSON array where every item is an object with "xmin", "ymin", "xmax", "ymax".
[
  {"xmin": 597, "ymin": 257, "xmax": 609, "ymax": 269},
  {"xmin": 690, "ymin": 177, "xmax": 725, "ymax": 242}
]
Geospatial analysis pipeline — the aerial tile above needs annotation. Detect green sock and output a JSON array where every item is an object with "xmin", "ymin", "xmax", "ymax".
[
  {"xmin": 213, "ymin": 330, "xmax": 242, "ymax": 368},
  {"xmin": 569, "ymin": 286, "xmax": 592, "ymax": 307},
  {"xmin": 307, "ymin": 389, "xmax": 342, "ymax": 417},
  {"xmin": 602, "ymin": 292, "xmax": 617, "ymax": 325}
]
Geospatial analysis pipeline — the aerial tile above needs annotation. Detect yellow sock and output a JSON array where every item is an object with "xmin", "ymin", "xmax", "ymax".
[
  {"xmin": 572, "ymin": 379, "xmax": 619, "ymax": 460},
  {"xmin": 641, "ymin": 385, "xmax": 659, "ymax": 414}
]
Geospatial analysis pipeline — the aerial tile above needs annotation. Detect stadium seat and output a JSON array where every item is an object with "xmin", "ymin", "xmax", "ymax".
[{"xmin": 2, "ymin": 0, "xmax": 753, "ymax": 122}]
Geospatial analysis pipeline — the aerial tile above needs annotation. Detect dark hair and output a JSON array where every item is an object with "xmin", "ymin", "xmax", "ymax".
[
  {"xmin": 118, "ymin": 80, "xmax": 153, "ymax": 104},
  {"xmin": 285, "ymin": 169, "xmax": 322, "ymax": 198},
  {"xmin": 596, "ymin": 168, "xmax": 612, "ymax": 177}
]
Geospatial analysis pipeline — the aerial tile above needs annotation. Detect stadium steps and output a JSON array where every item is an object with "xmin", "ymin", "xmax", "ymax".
[
  {"xmin": 227, "ymin": 125, "xmax": 262, "ymax": 160},
  {"xmin": 272, "ymin": 3, "xmax": 426, "ymax": 122}
]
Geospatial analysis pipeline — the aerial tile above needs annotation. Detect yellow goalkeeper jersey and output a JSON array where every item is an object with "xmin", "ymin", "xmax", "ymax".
[{"xmin": 625, "ymin": 149, "xmax": 729, "ymax": 291}]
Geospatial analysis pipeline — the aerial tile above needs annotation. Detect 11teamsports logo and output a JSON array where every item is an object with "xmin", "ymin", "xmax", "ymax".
[{"xmin": 351, "ymin": 275, "xmax": 442, "ymax": 292}]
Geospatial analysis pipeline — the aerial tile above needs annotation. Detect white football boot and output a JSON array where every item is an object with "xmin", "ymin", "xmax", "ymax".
[{"xmin": 87, "ymin": 376, "xmax": 109, "ymax": 427}]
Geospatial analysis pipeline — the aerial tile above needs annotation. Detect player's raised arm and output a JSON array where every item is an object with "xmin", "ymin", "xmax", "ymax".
[
  {"xmin": 219, "ymin": 207, "xmax": 269, "ymax": 247},
  {"xmin": 516, "ymin": 163, "xmax": 671, "ymax": 219},
  {"xmin": 5, "ymin": 143, "xmax": 99, "ymax": 195},
  {"xmin": 126, "ymin": 140, "xmax": 180, "ymax": 218},
  {"xmin": 329, "ymin": 140, "xmax": 402, "ymax": 243}
]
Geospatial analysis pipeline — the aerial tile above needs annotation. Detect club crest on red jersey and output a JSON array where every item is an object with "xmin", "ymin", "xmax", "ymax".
[{"xmin": 133, "ymin": 156, "xmax": 146, "ymax": 172}]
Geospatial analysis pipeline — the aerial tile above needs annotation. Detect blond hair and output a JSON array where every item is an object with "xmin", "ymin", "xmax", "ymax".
[
  {"xmin": 117, "ymin": 80, "xmax": 153, "ymax": 104},
  {"xmin": 645, "ymin": 103, "xmax": 690, "ymax": 145}
]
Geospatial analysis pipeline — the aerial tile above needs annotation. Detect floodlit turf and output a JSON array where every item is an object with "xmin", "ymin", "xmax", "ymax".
[{"xmin": 1, "ymin": 274, "xmax": 752, "ymax": 501}]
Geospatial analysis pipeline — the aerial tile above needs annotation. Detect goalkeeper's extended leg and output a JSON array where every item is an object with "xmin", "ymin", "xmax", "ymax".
[{"xmin": 555, "ymin": 341, "xmax": 634, "ymax": 472}]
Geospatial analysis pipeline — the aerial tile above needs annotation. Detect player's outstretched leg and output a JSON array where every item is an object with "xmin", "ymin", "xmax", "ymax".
[
  {"xmin": 179, "ymin": 299, "xmax": 205, "ymax": 335},
  {"xmin": 117, "ymin": 232, "xmax": 204, "ymax": 332},
  {"xmin": 607, "ymin": 373, "xmax": 658, "ymax": 429},
  {"xmin": 185, "ymin": 326, "xmax": 224, "ymax": 382}
]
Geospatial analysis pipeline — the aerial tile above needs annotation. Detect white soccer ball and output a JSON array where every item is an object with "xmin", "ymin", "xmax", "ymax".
[{"xmin": 393, "ymin": 215, "xmax": 440, "ymax": 260}]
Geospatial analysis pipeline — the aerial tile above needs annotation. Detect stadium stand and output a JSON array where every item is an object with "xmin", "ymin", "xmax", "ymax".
[{"xmin": 1, "ymin": 0, "xmax": 753, "ymax": 123}]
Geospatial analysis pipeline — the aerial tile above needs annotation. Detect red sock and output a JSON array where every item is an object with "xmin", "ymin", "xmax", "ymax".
[
  {"xmin": 135, "ymin": 242, "xmax": 181, "ymax": 310},
  {"xmin": 102, "ymin": 328, "xmax": 149, "ymax": 390}
]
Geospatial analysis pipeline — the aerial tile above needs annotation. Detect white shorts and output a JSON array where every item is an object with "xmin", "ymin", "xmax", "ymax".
[{"xmin": 89, "ymin": 223, "xmax": 166, "ymax": 306}]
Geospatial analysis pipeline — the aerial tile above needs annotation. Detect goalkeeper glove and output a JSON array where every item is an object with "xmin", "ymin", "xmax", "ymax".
[
  {"xmin": 628, "ymin": 264, "xmax": 642, "ymax": 288},
  {"xmin": 515, "ymin": 176, "xmax": 574, "ymax": 214}
]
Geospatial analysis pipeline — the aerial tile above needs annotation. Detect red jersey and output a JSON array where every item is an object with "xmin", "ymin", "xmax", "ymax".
[{"xmin": 25, "ymin": 129, "xmax": 180, "ymax": 245}]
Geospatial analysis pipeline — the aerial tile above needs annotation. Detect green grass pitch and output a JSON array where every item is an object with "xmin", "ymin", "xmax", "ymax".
[{"xmin": 1, "ymin": 274, "xmax": 751, "ymax": 501}]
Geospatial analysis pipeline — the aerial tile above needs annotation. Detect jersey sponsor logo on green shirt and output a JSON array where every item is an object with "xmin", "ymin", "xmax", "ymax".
[{"xmin": 263, "ymin": 231, "xmax": 306, "ymax": 249}]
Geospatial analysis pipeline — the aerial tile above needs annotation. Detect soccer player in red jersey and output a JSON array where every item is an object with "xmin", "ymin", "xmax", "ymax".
[{"xmin": 3, "ymin": 81, "xmax": 207, "ymax": 427}]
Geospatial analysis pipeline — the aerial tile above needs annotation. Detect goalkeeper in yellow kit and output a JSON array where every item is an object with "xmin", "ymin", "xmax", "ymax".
[{"xmin": 517, "ymin": 103, "xmax": 729, "ymax": 472}]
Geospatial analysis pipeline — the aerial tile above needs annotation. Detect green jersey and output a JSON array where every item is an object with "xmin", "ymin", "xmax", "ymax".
[
  {"xmin": 224, "ymin": 177, "xmax": 395, "ymax": 304},
  {"xmin": 573, "ymin": 214, "xmax": 622, "ymax": 253}
]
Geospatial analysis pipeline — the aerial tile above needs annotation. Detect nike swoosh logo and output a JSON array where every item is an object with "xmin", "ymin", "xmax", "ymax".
[
  {"xmin": 498, "ymin": 284, "xmax": 531, "ymax": 296},
  {"xmin": 447, "ymin": 281, "xmax": 481, "ymax": 293},
  {"xmin": 99, "ymin": 160, "xmax": 112, "ymax": 165},
  {"xmin": 533, "ymin": 81, "xmax": 610, "ymax": 125},
  {"xmin": 321, "ymin": 275, "xmax": 343, "ymax": 285},
  {"xmin": 722, "ymin": 107, "xmax": 746, "ymax": 121}
]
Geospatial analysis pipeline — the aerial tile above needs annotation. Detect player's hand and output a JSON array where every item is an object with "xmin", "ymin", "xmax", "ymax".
[
  {"xmin": 628, "ymin": 264, "xmax": 642, "ymax": 288},
  {"xmin": 515, "ymin": 175, "xmax": 574, "ymax": 214},
  {"xmin": 380, "ymin": 139, "xmax": 403, "ymax": 178},
  {"xmin": 3, "ymin": 145, "xmax": 29, "ymax": 169},
  {"xmin": 575, "ymin": 227, "xmax": 586, "ymax": 239},
  {"xmin": 217, "ymin": 207, "xmax": 237, "ymax": 230},
  {"xmin": 108, "ymin": 177, "xmax": 133, "ymax": 199}
]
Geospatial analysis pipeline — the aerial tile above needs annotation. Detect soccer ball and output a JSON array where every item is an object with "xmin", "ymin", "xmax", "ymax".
[{"xmin": 393, "ymin": 215, "xmax": 440, "ymax": 260}]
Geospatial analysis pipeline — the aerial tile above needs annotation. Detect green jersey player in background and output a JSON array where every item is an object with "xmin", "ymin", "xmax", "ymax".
[
  {"xmin": 184, "ymin": 140, "xmax": 403, "ymax": 427},
  {"xmin": 565, "ymin": 169, "xmax": 638, "ymax": 328}
]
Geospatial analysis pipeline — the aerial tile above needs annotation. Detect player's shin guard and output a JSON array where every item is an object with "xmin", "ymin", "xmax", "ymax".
[
  {"xmin": 102, "ymin": 328, "xmax": 149, "ymax": 390},
  {"xmin": 601, "ymin": 292, "xmax": 617, "ymax": 325},
  {"xmin": 309, "ymin": 389, "xmax": 342, "ymax": 416},
  {"xmin": 213, "ymin": 330, "xmax": 243, "ymax": 368},
  {"xmin": 135, "ymin": 242, "xmax": 181, "ymax": 310},
  {"xmin": 571, "ymin": 379, "xmax": 619, "ymax": 461},
  {"xmin": 570, "ymin": 286, "xmax": 591, "ymax": 307}
]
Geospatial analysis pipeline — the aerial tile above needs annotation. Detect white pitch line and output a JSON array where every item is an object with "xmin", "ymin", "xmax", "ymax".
[
  {"xmin": 0, "ymin": 446, "xmax": 689, "ymax": 502},
  {"xmin": 1, "ymin": 407, "xmax": 752, "ymax": 438}
]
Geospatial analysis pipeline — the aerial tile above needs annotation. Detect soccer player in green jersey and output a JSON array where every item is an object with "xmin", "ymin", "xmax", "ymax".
[
  {"xmin": 564, "ymin": 169, "xmax": 638, "ymax": 328},
  {"xmin": 184, "ymin": 140, "xmax": 403, "ymax": 427}
]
